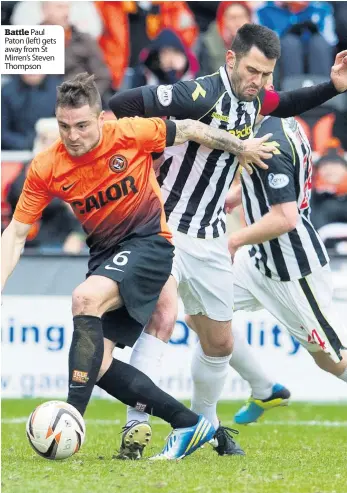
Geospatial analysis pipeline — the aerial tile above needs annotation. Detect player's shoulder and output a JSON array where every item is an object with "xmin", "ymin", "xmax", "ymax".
[
  {"xmin": 102, "ymin": 119, "xmax": 132, "ymax": 140},
  {"xmin": 256, "ymin": 116, "xmax": 297, "ymax": 165},
  {"xmin": 29, "ymin": 139, "xmax": 63, "ymax": 182},
  {"xmin": 194, "ymin": 70, "xmax": 223, "ymax": 91},
  {"xmin": 257, "ymin": 116, "xmax": 292, "ymax": 147},
  {"xmin": 256, "ymin": 115, "xmax": 284, "ymax": 136},
  {"xmin": 191, "ymin": 70, "xmax": 225, "ymax": 103},
  {"xmin": 103, "ymin": 118, "xmax": 162, "ymax": 138},
  {"xmin": 169, "ymin": 70, "xmax": 224, "ymax": 107}
]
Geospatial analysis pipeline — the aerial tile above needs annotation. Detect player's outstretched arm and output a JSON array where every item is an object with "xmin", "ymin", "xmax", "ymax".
[
  {"xmin": 262, "ymin": 50, "xmax": 347, "ymax": 118},
  {"xmin": 173, "ymin": 119, "xmax": 277, "ymax": 174},
  {"xmin": 1, "ymin": 219, "xmax": 31, "ymax": 291}
]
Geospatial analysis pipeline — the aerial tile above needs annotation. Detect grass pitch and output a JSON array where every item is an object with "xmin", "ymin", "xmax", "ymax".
[{"xmin": 2, "ymin": 399, "xmax": 347, "ymax": 493}]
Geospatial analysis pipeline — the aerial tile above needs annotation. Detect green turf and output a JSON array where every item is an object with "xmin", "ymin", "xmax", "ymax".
[{"xmin": 2, "ymin": 399, "xmax": 347, "ymax": 493}]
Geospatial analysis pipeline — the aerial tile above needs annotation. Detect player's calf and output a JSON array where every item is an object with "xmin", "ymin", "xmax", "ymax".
[
  {"xmin": 311, "ymin": 349, "xmax": 347, "ymax": 382},
  {"xmin": 68, "ymin": 277, "xmax": 122, "ymax": 416},
  {"xmin": 97, "ymin": 338, "xmax": 116, "ymax": 381}
]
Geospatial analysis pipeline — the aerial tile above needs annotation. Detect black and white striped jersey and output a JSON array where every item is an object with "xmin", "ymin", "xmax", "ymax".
[
  {"xmin": 142, "ymin": 66, "xmax": 264, "ymax": 238},
  {"xmin": 242, "ymin": 116, "xmax": 329, "ymax": 281}
]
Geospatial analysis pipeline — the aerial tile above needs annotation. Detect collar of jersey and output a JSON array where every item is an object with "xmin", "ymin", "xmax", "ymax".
[
  {"xmin": 254, "ymin": 115, "xmax": 271, "ymax": 136},
  {"xmin": 219, "ymin": 65, "xmax": 239, "ymax": 101}
]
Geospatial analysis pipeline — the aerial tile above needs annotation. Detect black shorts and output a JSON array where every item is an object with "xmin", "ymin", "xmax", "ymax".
[{"xmin": 87, "ymin": 234, "xmax": 174, "ymax": 348}]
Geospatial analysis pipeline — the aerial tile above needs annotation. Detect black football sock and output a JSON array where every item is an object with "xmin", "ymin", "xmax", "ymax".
[
  {"xmin": 97, "ymin": 358, "xmax": 199, "ymax": 429},
  {"xmin": 67, "ymin": 315, "xmax": 104, "ymax": 416}
]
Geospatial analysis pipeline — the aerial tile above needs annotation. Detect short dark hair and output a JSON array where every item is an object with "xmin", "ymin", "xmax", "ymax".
[
  {"xmin": 231, "ymin": 24, "xmax": 281, "ymax": 60},
  {"xmin": 56, "ymin": 73, "xmax": 102, "ymax": 114}
]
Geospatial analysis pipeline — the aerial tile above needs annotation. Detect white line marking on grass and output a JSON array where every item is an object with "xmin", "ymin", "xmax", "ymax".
[
  {"xmin": 261, "ymin": 420, "xmax": 347, "ymax": 427},
  {"xmin": 2, "ymin": 418, "xmax": 347, "ymax": 427}
]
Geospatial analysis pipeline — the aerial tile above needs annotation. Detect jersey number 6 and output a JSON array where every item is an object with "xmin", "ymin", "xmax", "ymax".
[{"xmin": 105, "ymin": 251, "xmax": 131, "ymax": 271}]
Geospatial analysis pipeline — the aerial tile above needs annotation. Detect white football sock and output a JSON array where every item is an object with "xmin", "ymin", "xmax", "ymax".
[
  {"xmin": 230, "ymin": 326, "xmax": 273, "ymax": 400},
  {"xmin": 191, "ymin": 342, "xmax": 230, "ymax": 430},
  {"xmin": 338, "ymin": 367, "xmax": 347, "ymax": 382},
  {"xmin": 126, "ymin": 332, "xmax": 166, "ymax": 424}
]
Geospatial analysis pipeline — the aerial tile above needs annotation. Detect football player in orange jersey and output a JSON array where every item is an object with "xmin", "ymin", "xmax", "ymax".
[{"xmin": 1, "ymin": 73, "xmax": 275, "ymax": 459}]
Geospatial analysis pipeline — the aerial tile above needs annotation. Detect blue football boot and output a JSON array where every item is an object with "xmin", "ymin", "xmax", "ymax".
[
  {"xmin": 234, "ymin": 383, "xmax": 291, "ymax": 425},
  {"xmin": 150, "ymin": 415, "xmax": 215, "ymax": 460}
]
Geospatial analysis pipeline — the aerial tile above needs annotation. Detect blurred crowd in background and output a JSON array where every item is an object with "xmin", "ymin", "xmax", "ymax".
[{"xmin": 1, "ymin": 1, "xmax": 347, "ymax": 254}]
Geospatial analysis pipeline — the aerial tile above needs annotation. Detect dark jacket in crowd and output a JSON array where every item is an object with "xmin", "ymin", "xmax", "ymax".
[
  {"xmin": 1, "ymin": 1, "xmax": 18, "ymax": 24},
  {"xmin": 131, "ymin": 28, "xmax": 199, "ymax": 88},
  {"xmin": 187, "ymin": 1, "xmax": 219, "ymax": 33},
  {"xmin": 331, "ymin": 1, "xmax": 347, "ymax": 51},
  {"xmin": 1, "ymin": 75, "xmax": 60, "ymax": 151}
]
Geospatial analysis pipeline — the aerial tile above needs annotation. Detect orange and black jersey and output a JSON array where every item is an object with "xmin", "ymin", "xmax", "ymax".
[{"xmin": 14, "ymin": 118, "xmax": 176, "ymax": 253}]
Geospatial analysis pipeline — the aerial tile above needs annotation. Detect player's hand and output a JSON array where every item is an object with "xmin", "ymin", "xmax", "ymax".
[
  {"xmin": 228, "ymin": 235, "xmax": 238, "ymax": 261},
  {"xmin": 225, "ymin": 184, "xmax": 242, "ymax": 213},
  {"xmin": 331, "ymin": 50, "xmax": 347, "ymax": 93},
  {"xmin": 236, "ymin": 133, "xmax": 277, "ymax": 175}
]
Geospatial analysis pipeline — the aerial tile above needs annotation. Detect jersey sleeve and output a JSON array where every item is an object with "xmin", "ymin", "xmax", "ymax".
[
  {"xmin": 260, "ymin": 81, "xmax": 340, "ymax": 117},
  {"xmin": 141, "ymin": 79, "xmax": 213, "ymax": 120},
  {"xmin": 264, "ymin": 151, "xmax": 297, "ymax": 205},
  {"xmin": 131, "ymin": 117, "xmax": 168, "ymax": 154},
  {"xmin": 256, "ymin": 120, "xmax": 297, "ymax": 205},
  {"xmin": 13, "ymin": 160, "xmax": 53, "ymax": 224}
]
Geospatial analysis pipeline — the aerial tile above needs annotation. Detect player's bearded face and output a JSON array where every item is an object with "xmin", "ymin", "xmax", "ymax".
[
  {"xmin": 227, "ymin": 47, "xmax": 276, "ymax": 102},
  {"xmin": 56, "ymin": 105, "xmax": 104, "ymax": 157}
]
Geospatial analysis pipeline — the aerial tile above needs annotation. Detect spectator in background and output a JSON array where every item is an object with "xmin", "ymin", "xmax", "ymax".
[
  {"xmin": 255, "ymin": 2, "xmax": 337, "ymax": 79},
  {"xmin": 310, "ymin": 144, "xmax": 347, "ymax": 231},
  {"xmin": 7, "ymin": 118, "xmax": 85, "ymax": 254},
  {"xmin": 202, "ymin": 2, "xmax": 252, "ymax": 74},
  {"xmin": 1, "ymin": 1, "xmax": 18, "ymax": 24},
  {"xmin": 333, "ymin": 108, "xmax": 347, "ymax": 151},
  {"xmin": 131, "ymin": 28, "xmax": 199, "ymax": 88},
  {"xmin": 331, "ymin": 1, "xmax": 347, "ymax": 52},
  {"xmin": 187, "ymin": 2, "xmax": 220, "ymax": 34},
  {"xmin": 41, "ymin": 1, "xmax": 111, "ymax": 102},
  {"xmin": 11, "ymin": 0, "xmax": 102, "ymax": 39},
  {"xmin": 95, "ymin": 1, "xmax": 199, "ymax": 91},
  {"xmin": 1, "ymin": 74, "xmax": 59, "ymax": 151},
  {"xmin": 147, "ymin": 1, "xmax": 199, "ymax": 51},
  {"xmin": 94, "ymin": 1, "xmax": 130, "ymax": 91}
]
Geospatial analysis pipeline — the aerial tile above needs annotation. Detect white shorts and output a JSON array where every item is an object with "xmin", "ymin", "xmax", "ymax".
[
  {"xmin": 171, "ymin": 230, "xmax": 234, "ymax": 321},
  {"xmin": 233, "ymin": 247, "xmax": 347, "ymax": 363}
]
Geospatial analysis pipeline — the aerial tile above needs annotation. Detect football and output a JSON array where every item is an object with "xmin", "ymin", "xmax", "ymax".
[{"xmin": 26, "ymin": 401, "xmax": 86, "ymax": 460}]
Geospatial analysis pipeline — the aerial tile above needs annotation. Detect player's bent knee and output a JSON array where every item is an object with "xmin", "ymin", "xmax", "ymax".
[
  {"xmin": 198, "ymin": 320, "xmax": 233, "ymax": 356},
  {"xmin": 72, "ymin": 286, "xmax": 104, "ymax": 317},
  {"xmin": 200, "ymin": 335, "xmax": 233, "ymax": 357},
  {"xmin": 214, "ymin": 338, "xmax": 233, "ymax": 356}
]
